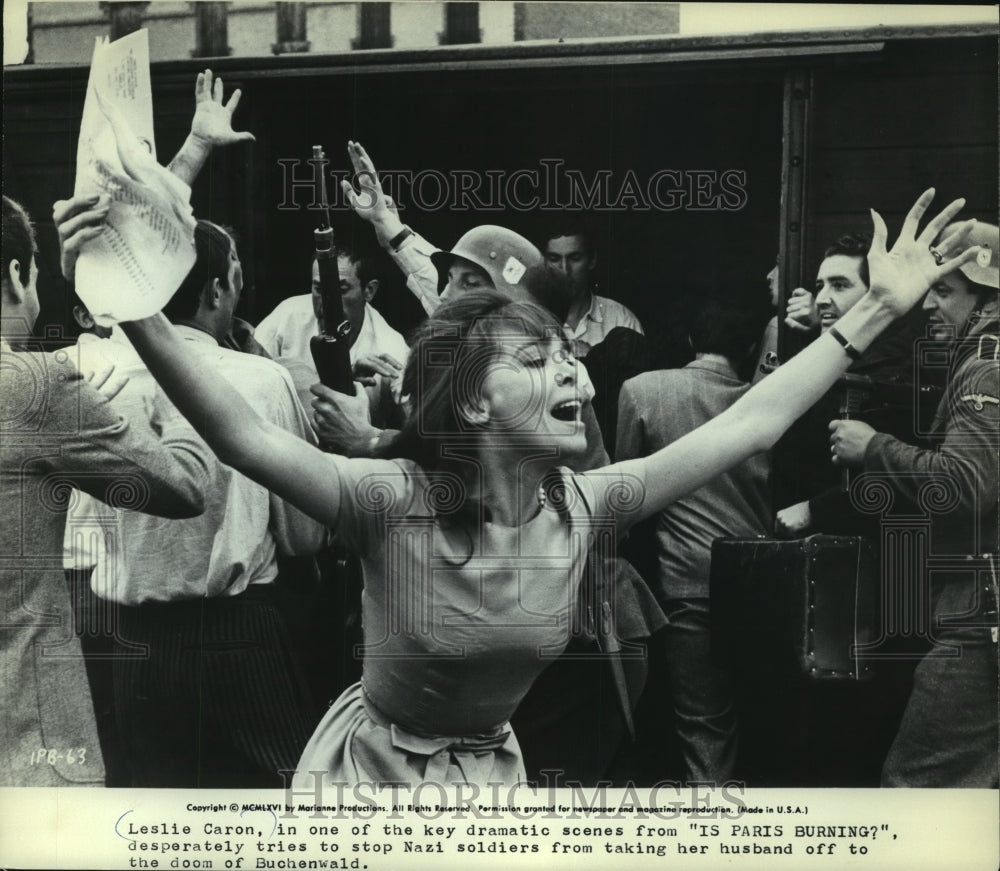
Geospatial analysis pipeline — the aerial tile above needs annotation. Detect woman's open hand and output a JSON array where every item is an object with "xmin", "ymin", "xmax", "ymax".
[{"xmin": 867, "ymin": 189, "xmax": 981, "ymax": 318}]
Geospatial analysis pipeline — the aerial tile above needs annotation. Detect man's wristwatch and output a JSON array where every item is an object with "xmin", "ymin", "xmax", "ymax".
[{"xmin": 388, "ymin": 225, "xmax": 414, "ymax": 252}]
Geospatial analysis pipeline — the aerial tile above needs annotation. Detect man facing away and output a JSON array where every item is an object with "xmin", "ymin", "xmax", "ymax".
[
  {"xmin": 1, "ymin": 194, "xmax": 210, "ymax": 786},
  {"xmin": 63, "ymin": 218, "xmax": 329, "ymax": 787},
  {"xmin": 616, "ymin": 296, "xmax": 771, "ymax": 784}
]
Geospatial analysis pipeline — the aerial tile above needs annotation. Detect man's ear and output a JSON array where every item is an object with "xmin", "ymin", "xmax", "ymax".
[
  {"xmin": 363, "ymin": 278, "xmax": 379, "ymax": 303},
  {"xmin": 207, "ymin": 277, "xmax": 224, "ymax": 310},
  {"xmin": 72, "ymin": 304, "xmax": 96, "ymax": 331},
  {"xmin": 6, "ymin": 260, "xmax": 26, "ymax": 300},
  {"xmin": 587, "ymin": 251, "xmax": 597, "ymax": 272}
]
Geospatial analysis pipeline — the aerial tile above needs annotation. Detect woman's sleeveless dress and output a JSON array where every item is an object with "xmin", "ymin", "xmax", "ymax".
[{"xmin": 293, "ymin": 458, "xmax": 624, "ymax": 788}]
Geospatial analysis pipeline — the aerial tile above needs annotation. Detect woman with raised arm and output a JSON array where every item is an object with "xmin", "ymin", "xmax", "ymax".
[{"xmin": 53, "ymin": 189, "xmax": 979, "ymax": 788}]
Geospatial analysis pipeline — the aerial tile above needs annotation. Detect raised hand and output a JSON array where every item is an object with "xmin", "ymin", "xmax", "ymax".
[
  {"xmin": 867, "ymin": 189, "xmax": 980, "ymax": 318},
  {"xmin": 784, "ymin": 287, "xmax": 818, "ymax": 332},
  {"xmin": 53, "ymin": 194, "xmax": 110, "ymax": 282},
  {"xmin": 189, "ymin": 69, "xmax": 255, "ymax": 147},
  {"xmin": 341, "ymin": 140, "xmax": 405, "ymax": 245}
]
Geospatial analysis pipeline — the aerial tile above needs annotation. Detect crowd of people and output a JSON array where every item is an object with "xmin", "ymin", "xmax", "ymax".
[{"xmin": 2, "ymin": 70, "xmax": 997, "ymax": 792}]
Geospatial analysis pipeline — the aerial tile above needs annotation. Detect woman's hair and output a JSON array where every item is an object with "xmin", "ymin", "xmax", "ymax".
[
  {"xmin": 2, "ymin": 195, "xmax": 37, "ymax": 288},
  {"xmin": 378, "ymin": 290, "xmax": 565, "ymax": 520}
]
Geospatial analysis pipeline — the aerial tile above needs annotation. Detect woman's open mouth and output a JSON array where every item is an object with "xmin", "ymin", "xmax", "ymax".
[{"xmin": 550, "ymin": 399, "xmax": 582, "ymax": 422}]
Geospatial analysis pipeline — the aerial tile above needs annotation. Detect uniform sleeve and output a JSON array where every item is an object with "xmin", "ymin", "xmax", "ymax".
[
  {"xmin": 33, "ymin": 353, "xmax": 211, "ymax": 519},
  {"xmin": 864, "ymin": 358, "xmax": 999, "ymax": 520},
  {"xmin": 390, "ymin": 232, "xmax": 443, "ymax": 317},
  {"xmin": 62, "ymin": 489, "xmax": 114, "ymax": 570}
]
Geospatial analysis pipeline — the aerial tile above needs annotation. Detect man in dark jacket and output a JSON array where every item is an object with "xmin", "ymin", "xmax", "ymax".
[{"xmin": 775, "ymin": 233, "xmax": 934, "ymax": 537}]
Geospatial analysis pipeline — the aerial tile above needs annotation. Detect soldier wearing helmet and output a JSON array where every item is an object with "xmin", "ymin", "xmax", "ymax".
[
  {"xmin": 831, "ymin": 221, "xmax": 999, "ymax": 788},
  {"xmin": 338, "ymin": 142, "xmax": 573, "ymax": 322},
  {"xmin": 432, "ymin": 224, "xmax": 543, "ymax": 298}
]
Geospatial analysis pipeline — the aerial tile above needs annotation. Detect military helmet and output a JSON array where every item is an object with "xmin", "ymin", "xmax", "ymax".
[
  {"xmin": 939, "ymin": 221, "xmax": 999, "ymax": 289},
  {"xmin": 431, "ymin": 225, "xmax": 544, "ymax": 296}
]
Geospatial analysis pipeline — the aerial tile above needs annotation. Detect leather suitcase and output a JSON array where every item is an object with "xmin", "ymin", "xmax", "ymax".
[{"xmin": 710, "ymin": 534, "xmax": 877, "ymax": 680}]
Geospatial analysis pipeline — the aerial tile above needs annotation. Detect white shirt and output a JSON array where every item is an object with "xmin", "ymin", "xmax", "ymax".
[
  {"xmin": 564, "ymin": 292, "xmax": 644, "ymax": 356},
  {"xmin": 254, "ymin": 296, "xmax": 409, "ymax": 423},
  {"xmin": 63, "ymin": 326, "xmax": 327, "ymax": 604}
]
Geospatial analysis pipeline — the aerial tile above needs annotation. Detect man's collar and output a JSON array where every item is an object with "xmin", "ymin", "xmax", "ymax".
[
  {"xmin": 582, "ymin": 290, "xmax": 601, "ymax": 323},
  {"xmin": 688, "ymin": 356, "xmax": 739, "ymax": 378},
  {"xmin": 963, "ymin": 296, "xmax": 999, "ymax": 339},
  {"xmin": 77, "ymin": 331, "xmax": 103, "ymax": 346},
  {"xmin": 174, "ymin": 323, "xmax": 219, "ymax": 345},
  {"xmin": 564, "ymin": 290, "xmax": 599, "ymax": 337},
  {"xmin": 360, "ymin": 300, "xmax": 375, "ymax": 331}
]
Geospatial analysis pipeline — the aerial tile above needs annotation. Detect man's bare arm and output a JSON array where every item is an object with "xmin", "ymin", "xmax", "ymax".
[{"xmin": 167, "ymin": 69, "xmax": 255, "ymax": 186}]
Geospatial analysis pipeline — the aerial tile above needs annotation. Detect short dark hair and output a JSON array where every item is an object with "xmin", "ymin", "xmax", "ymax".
[
  {"xmin": 823, "ymin": 233, "xmax": 871, "ymax": 287},
  {"xmin": 2, "ymin": 195, "xmax": 37, "ymax": 288},
  {"xmin": 339, "ymin": 241, "xmax": 378, "ymax": 289},
  {"xmin": 688, "ymin": 294, "xmax": 769, "ymax": 367},
  {"xmin": 542, "ymin": 219, "xmax": 595, "ymax": 257},
  {"xmin": 314, "ymin": 240, "xmax": 383, "ymax": 291},
  {"xmin": 164, "ymin": 220, "xmax": 234, "ymax": 322}
]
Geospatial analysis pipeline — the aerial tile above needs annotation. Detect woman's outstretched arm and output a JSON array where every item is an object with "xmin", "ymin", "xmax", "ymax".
[
  {"xmin": 124, "ymin": 313, "xmax": 347, "ymax": 527},
  {"xmin": 54, "ymin": 195, "xmax": 346, "ymax": 530},
  {"xmin": 607, "ymin": 190, "xmax": 981, "ymax": 528}
]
